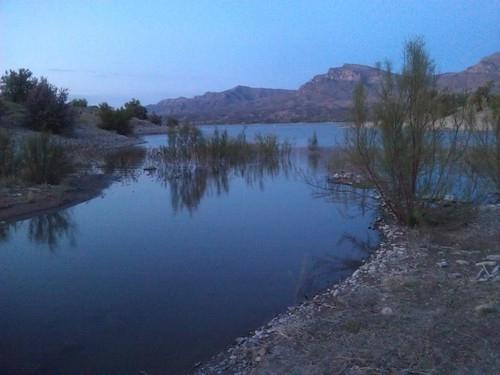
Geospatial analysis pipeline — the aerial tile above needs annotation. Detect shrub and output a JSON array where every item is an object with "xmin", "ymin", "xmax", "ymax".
[
  {"xmin": 71, "ymin": 98, "xmax": 88, "ymax": 107},
  {"xmin": 0, "ymin": 69, "xmax": 37, "ymax": 103},
  {"xmin": 0, "ymin": 130, "xmax": 16, "ymax": 178},
  {"xmin": 97, "ymin": 103, "xmax": 133, "ymax": 135},
  {"xmin": 20, "ymin": 133, "xmax": 73, "ymax": 184},
  {"xmin": 25, "ymin": 78, "xmax": 74, "ymax": 134},
  {"xmin": 347, "ymin": 38, "xmax": 475, "ymax": 226},
  {"xmin": 149, "ymin": 112, "xmax": 162, "ymax": 125},
  {"xmin": 166, "ymin": 117, "xmax": 179, "ymax": 127},
  {"xmin": 124, "ymin": 98, "xmax": 147, "ymax": 119}
]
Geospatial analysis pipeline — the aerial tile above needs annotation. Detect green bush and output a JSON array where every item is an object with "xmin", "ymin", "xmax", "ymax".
[
  {"xmin": 20, "ymin": 133, "xmax": 73, "ymax": 184},
  {"xmin": 97, "ymin": 103, "xmax": 133, "ymax": 135},
  {"xmin": 0, "ymin": 69, "xmax": 37, "ymax": 103},
  {"xmin": 124, "ymin": 98, "xmax": 147, "ymax": 119},
  {"xmin": 25, "ymin": 78, "xmax": 74, "ymax": 134},
  {"xmin": 166, "ymin": 117, "xmax": 179, "ymax": 127},
  {"xmin": 0, "ymin": 130, "xmax": 16, "ymax": 178},
  {"xmin": 71, "ymin": 98, "xmax": 88, "ymax": 107},
  {"xmin": 149, "ymin": 112, "xmax": 162, "ymax": 125}
]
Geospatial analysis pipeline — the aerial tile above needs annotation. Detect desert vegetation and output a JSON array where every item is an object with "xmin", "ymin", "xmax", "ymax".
[
  {"xmin": 1, "ymin": 69, "xmax": 75, "ymax": 134},
  {"xmin": 97, "ymin": 98, "xmax": 148, "ymax": 135},
  {"xmin": 151, "ymin": 124, "xmax": 291, "ymax": 167},
  {"xmin": 0, "ymin": 131, "xmax": 73, "ymax": 185},
  {"xmin": 346, "ymin": 37, "xmax": 498, "ymax": 226}
]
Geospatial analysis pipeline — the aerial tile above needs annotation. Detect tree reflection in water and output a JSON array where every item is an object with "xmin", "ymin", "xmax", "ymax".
[
  {"xmin": 150, "ymin": 152, "xmax": 293, "ymax": 213},
  {"xmin": 295, "ymin": 231, "xmax": 377, "ymax": 301},
  {"xmin": 0, "ymin": 211, "xmax": 76, "ymax": 251},
  {"xmin": 27, "ymin": 211, "xmax": 76, "ymax": 251},
  {"xmin": 103, "ymin": 146, "xmax": 147, "ymax": 183}
]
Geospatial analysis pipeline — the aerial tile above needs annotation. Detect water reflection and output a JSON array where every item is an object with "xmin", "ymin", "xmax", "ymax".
[
  {"xmin": 27, "ymin": 211, "xmax": 76, "ymax": 250},
  {"xmin": 103, "ymin": 146, "xmax": 147, "ymax": 183},
  {"xmin": 150, "ymin": 152, "xmax": 293, "ymax": 213},
  {"xmin": 0, "ymin": 211, "xmax": 76, "ymax": 251},
  {"xmin": 295, "ymin": 231, "xmax": 376, "ymax": 300}
]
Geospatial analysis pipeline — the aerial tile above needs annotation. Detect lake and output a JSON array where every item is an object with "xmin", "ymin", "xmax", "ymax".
[{"xmin": 0, "ymin": 123, "xmax": 379, "ymax": 375}]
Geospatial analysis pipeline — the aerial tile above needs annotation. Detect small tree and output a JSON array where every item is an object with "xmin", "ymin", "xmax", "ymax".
[
  {"xmin": 124, "ymin": 98, "xmax": 147, "ymax": 119},
  {"xmin": 0, "ymin": 68, "xmax": 37, "ymax": 103},
  {"xmin": 0, "ymin": 130, "xmax": 16, "ymax": 178},
  {"xmin": 347, "ymin": 38, "xmax": 473, "ymax": 225},
  {"xmin": 25, "ymin": 78, "xmax": 74, "ymax": 134},
  {"xmin": 71, "ymin": 98, "xmax": 88, "ymax": 108},
  {"xmin": 166, "ymin": 117, "xmax": 179, "ymax": 127},
  {"xmin": 149, "ymin": 112, "xmax": 162, "ymax": 125},
  {"xmin": 97, "ymin": 103, "xmax": 133, "ymax": 135},
  {"xmin": 468, "ymin": 91, "xmax": 500, "ymax": 192}
]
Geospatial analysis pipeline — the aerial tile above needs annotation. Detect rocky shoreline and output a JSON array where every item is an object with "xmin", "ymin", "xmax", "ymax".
[{"xmin": 193, "ymin": 204, "xmax": 500, "ymax": 374}]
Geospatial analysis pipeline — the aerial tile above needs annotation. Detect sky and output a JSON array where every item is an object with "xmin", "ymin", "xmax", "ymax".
[{"xmin": 1, "ymin": 0, "xmax": 499, "ymax": 106}]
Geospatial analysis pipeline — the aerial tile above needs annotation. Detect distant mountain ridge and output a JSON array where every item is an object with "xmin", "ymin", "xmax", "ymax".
[{"xmin": 147, "ymin": 52, "xmax": 500, "ymax": 124}]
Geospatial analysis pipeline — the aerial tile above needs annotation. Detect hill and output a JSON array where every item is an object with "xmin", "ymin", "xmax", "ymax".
[{"xmin": 147, "ymin": 52, "xmax": 500, "ymax": 124}]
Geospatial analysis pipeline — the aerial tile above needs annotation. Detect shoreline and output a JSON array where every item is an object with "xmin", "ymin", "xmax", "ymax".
[
  {"xmin": 0, "ymin": 174, "xmax": 114, "ymax": 223},
  {"xmin": 193, "ymin": 203, "xmax": 500, "ymax": 374}
]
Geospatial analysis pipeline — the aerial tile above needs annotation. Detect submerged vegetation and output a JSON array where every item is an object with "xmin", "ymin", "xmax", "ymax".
[
  {"xmin": 151, "ymin": 124, "xmax": 292, "ymax": 166},
  {"xmin": 147, "ymin": 124, "xmax": 293, "ymax": 212}
]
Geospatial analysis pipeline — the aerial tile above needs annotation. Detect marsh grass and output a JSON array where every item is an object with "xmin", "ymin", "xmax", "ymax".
[
  {"xmin": 0, "ymin": 130, "xmax": 16, "ymax": 178},
  {"xmin": 20, "ymin": 133, "xmax": 74, "ymax": 184},
  {"xmin": 152, "ymin": 124, "xmax": 292, "ymax": 167},
  {"xmin": 148, "ymin": 124, "xmax": 293, "ymax": 212}
]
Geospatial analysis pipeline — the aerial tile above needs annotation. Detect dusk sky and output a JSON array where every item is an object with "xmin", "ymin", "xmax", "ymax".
[{"xmin": 1, "ymin": 0, "xmax": 499, "ymax": 106}]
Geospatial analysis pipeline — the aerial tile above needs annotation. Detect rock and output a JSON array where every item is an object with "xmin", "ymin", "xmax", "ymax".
[
  {"xmin": 436, "ymin": 260, "xmax": 449, "ymax": 268},
  {"xmin": 381, "ymin": 307, "xmax": 393, "ymax": 315},
  {"xmin": 447, "ymin": 272, "xmax": 462, "ymax": 279},
  {"xmin": 475, "ymin": 261, "xmax": 497, "ymax": 267},
  {"xmin": 485, "ymin": 254, "xmax": 500, "ymax": 262},
  {"xmin": 455, "ymin": 259, "xmax": 470, "ymax": 266},
  {"xmin": 475, "ymin": 303, "xmax": 498, "ymax": 314}
]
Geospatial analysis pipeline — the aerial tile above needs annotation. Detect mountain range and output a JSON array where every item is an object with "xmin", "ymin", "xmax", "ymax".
[{"xmin": 147, "ymin": 52, "xmax": 500, "ymax": 124}]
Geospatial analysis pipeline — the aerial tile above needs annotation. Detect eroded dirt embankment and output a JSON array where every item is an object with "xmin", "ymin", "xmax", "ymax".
[{"xmin": 193, "ymin": 205, "xmax": 500, "ymax": 375}]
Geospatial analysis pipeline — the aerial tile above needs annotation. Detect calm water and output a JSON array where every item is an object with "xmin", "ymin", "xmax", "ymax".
[
  {"xmin": 144, "ymin": 122, "xmax": 349, "ymax": 148},
  {"xmin": 0, "ymin": 123, "xmax": 378, "ymax": 375}
]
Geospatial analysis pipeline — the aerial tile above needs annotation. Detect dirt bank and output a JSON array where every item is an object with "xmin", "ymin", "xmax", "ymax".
[
  {"xmin": 0, "ymin": 174, "xmax": 114, "ymax": 223},
  {"xmin": 193, "ymin": 205, "xmax": 500, "ymax": 374}
]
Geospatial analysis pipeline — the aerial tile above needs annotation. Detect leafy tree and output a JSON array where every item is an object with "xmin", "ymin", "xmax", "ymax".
[
  {"xmin": 97, "ymin": 103, "xmax": 133, "ymax": 135},
  {"xmin": 25, "ymin": 78, "xmax": 74, "ymax": 134},
  {"xmin": 166, "ymin": 117, "xmax": 179, "ymax": 127},
  {"xmin": 124, "ymin": 98, "xmax": 147, "ymax": 119},
  {"xmin": 471, "ymin": 82, "xmax": 493, "ymax": 111},
  {"xmin": 0, "ymin": 69, "xmax": 38, "ymax": 103},
  {"xmin": 149, "ymin": 112, "xmax": 162, "ymax": 125},
  {"xmin": 468, "ymin": 94, "xmax": 500, "ymax": 192},
  {"xmin": 347, "ymin": 38, "xmax": 474, "ymax": 226},
  {"xmin": 0, "ymin": 130, "xmax": 16, "ymax": 177},
  {"xmin": 71, "ymin": 98, "xmax": 88, "ymax": 107}
]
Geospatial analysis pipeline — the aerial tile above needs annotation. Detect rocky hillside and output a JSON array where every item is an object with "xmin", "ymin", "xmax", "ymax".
[
  {"xmin": 437, "ymin": 52, "xmax": 500, "ymax": 92},
  {"xmin": 147, "ymin": 52, "xmax": 500, "ymax": 124}
]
